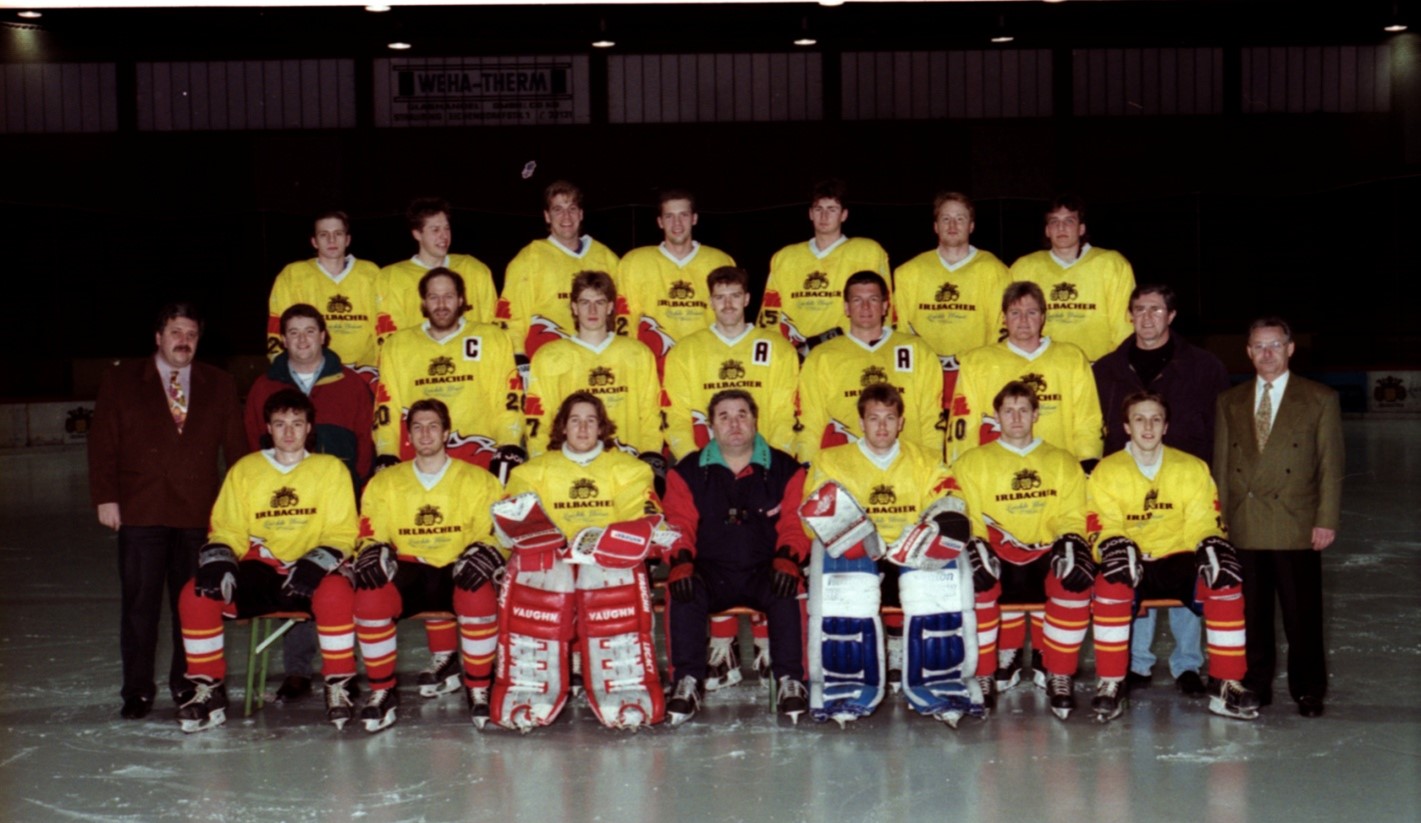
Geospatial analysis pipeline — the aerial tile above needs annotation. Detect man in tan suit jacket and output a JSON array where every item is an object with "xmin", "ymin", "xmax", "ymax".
[{"xmin": 1213, "ymin": 316, "xmax": 1343, "ymax": 718}]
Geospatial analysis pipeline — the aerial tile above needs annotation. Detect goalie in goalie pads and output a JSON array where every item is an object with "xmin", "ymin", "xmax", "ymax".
[
  {"xmin": 800, "ymin": 383, "xmax": 983, "ymax": 727},
  {"xmin": 490, "ymin": 392, "xmax": 668, "ymax": 732}
]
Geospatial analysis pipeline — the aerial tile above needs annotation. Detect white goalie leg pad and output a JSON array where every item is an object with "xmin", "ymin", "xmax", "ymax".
[
  {"xmin": 801, "ymin": 482, "xmax": 883, "ymax": 560},
  {"xmin": 898, "ymin": 561, "xmax": 983, "ymax": 721},
  {"xmin": 491, "ymin": 558, "xmax": 576, "ymax": 732},
  {"xmin": 575, "ymin": 563, "xmax": 664, "ymax": 730},
  {"xmin": 806, "ymin": 540, "xmax": 884, "ymax": 724}
]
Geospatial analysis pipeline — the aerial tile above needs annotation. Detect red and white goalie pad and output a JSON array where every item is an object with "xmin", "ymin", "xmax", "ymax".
[
  {"xmin": 567, "ymin": 515, "xmax": 665, "ymax": 568},
  {"xmin": 801, "ymin": 482, "xmax": 882, "ymax": 560},
  {"xmin": 576, "ymin": 563, "xmax": 664, "ymax": 729},
  {"xmin": 886, "ymin": 496, "xmax": 971, "ymax": 571},
  {"xmin": 492, "ymin": 493, "xmax": 567, "ymax": 573},
  {"xmin": 491, "ymin": 558, "xmax": 577, "ymax": 732}
]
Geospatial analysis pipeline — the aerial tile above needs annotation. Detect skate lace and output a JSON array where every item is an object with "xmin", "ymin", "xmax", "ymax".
[
  {"xmin": 1048, "ymin": 674, "xmax": 1073, "ymax": 698},
  {"xmin": 183, "ymin": 679, "xmax": 218, "ymax": 707},
  {"xmin": 327, "ymin": 679, "xmax": 354, "ymax": 709},
  {"xmin": 364, "ymin": 688, "xmax": 392, "ymax": 709},
  {"xmin": 467, "ymin": 686, "xmax": 490, "ymax": 704},
  {"xmin": 671, "ymin": 676, "xmax": 701, "ymax": 702},
  {"xmin": 706, "ymin": 637, "xmax": 737, "ymax": 666},
  {"xmin": 1097, "ymin": 679, "xmax": 1121, "ymax": 699},
  {"xmin": 421, "ymin": 651, "xmax": 457, "ymax": 678},
  {"xmin": 777, "ymin": 677, "xmax": 807, "ymax": 700}
]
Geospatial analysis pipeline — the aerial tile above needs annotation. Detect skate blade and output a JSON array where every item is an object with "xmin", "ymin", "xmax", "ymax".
[
  {"xmin": 471, "ymin": 716, "xmax": 489, "ymax": 731},
  {"xmin": 179, "ymin": 708, "xmax": 226, "ymax": 734},
  {"xmin": 1208, "ymin": 699, "xmax": 1259, "ymax": 720},
  {"xmin": 362, "ymin": 713, "xmax": 396, "ymax": 734},
  {"xmin": 1051, "ymin": 707, "xmax": 1073, "ymax": 721},
  {"xmin": 1093, "ymin": 710, "xmax": 1122, "ymax": 724},
  {"xmin": 667, "ymin": 710, "xmax": 694, "ymax": 727},
  {"xmin": 935, "ymin": 711, "xmax": 963, "ymax": 729},
  {"xmin": 782, "ymin": 710, "xmax": 804, "ymax": 725},
  {"xmin": 419, "ymin": 676, "xmax": 460, "ymax": 699},
  {"xmin": 831, "ymin": 712, "xmax": 859, "ymax": 729},
  {"xmin": 331, "ymin": 717, "xmax": 349, "ymax": 731}
]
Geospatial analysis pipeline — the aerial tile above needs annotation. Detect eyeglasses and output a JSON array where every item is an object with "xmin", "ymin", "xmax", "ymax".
[{"xmin": 1130, "ymin": 306, "xmax": 1168, "ymax": 316}]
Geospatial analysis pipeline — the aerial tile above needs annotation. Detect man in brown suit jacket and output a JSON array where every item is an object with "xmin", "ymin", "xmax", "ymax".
[
  {"xmin": 88, "ymin": 302, "xmax": 246, "ymax": 720},
  {"xmin": 1213, "ymin": 316, "xmax": 1343, "ymax": 718}
]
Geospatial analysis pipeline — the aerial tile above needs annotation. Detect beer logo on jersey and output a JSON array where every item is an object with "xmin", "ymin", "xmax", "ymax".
[
  {"xmin": 415, "ymin": 505, "xmax": 444, "ymax": 526},
  {"xmin": 1017, "ymin": 372, "xmax": 1061, "ymax": 402},
  {"xmin": 1141, "ymin": 488, "xmax": 1174, "ymax": 513},
  {"xmin": 804, "ymin": 272, "xmax": 831, "ymax": 291},
  {"xmin": 1050, "ymin": 282, "xmax": 1079, "ymax": 302},
  {"xmin": 65, "ymin": 406, "xmax": 93, "ymax": 435},
  {"xmin": 270, "ymin": 486, "xmax": 300, "ymax": 508},
  {"xmin": 429, "ymin": 356, "xmax": 456, "ymax": 376},
  {"xmin": 719, "ymin": 360, "xmax": 746, "ymax": 380},
  {"xmin": 570, "ymin": 478, "xmax": 598, "ymax": 499},
  {"xmin": 557, "ymin": 477, "xmax": 614, "ymax": 510},
  {"xmin": 860, "ymin": 366, "xmax": 889, "ymax": 387},
  {"xmin": 934, "ymin": 282, "xmax": 961, "ymax": 303},
  {"xmin": 1374, "ymin": 376, "xmax": 1407, "ymax": 404},
  {"xmin": 668, "ymin": 280, "xmax": 695, "ymax": 300},
  {"xmin": 1011, "ymin": 470, "xmax": 1041, "ymax": 491},
  {"xmin": 869, "ymin": 485, "xmax": 897, "ymax": 505},
  {"xmin": 588, "ymin": 366, "xmax": 616, "ymax": 387},
  {"xmin": 327, "ymin": 294, "xmax": 353, "ymax": 315}
]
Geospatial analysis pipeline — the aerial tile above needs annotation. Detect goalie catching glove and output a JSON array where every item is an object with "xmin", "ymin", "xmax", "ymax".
[
  {"xmin": 282, "ymin": 546, "xmax": 343, "ymax": 599},
  {"xmin": 799, "ymin": 482, "xmax": 882, "ymax": 560},
  {"xmin": 452, "ymin": 542, "xmax": 506, "ymax": 591},
  {"xmin": 885, "ymin": 497, "xmax": 972, "ymax": 570},
  {"xmin": 353, "ymin": 543, "xmax": 398, "ymax": 590},
  {"xmin": 567, "ymin": 515, "xmax": 664, "ymax": 568},
  {"xmin": 194, "ymin": 543, "xmax": 239, "ymax": 603},
  {"xmin": 1097, "ymin": 536, "xmax": 1143, "ymax": 587}
]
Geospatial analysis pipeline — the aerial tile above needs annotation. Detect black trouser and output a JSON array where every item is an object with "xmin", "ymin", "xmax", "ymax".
[
  {"xmin": 1239, "ymin": 548, "xmax": 1326, "ymax": 703},
  {"xmin": 667, "ymin": 562, "xmax": 803, "ymax": 683},
  {"xmin": 118, "ymin": 525, "xmax": 204, "ymax": 703}
]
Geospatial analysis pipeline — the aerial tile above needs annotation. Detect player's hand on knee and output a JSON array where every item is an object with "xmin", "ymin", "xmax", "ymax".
[
  {"xmin": 453, "ymin": 542, "xmax": 506, "ymax": 592},
  {"xmin": 771, "ymin": 546, "xmax": 802, "ymax": 599},
  {"xmin": 195, "ymin": 543, "xmax": 238, "ymax": 603},
  {"xmin": 1097, "ymin": 536, "xmax": 1143, "ymax": 587},
  {"xmin": 353, "ymin": 543, "xmax": 397, "ymax": 590},
  {"xmin": 1049, "ymin": 534, "xmax": 1096, "ymax": 593},
  {"xmin": 964, "ymin": 536, "xmax": 1001, "ymax": 592},
  {"xmin": 667, "ymin": 550, "xmax": 695, "ymax": 603},
  {"xmin": 283, "ymin": 546, "xmax": 343, "ymax": 600},
  {"xmin": 1196, "ymin": 536, "xmax": 1242, "ymax": 590}
]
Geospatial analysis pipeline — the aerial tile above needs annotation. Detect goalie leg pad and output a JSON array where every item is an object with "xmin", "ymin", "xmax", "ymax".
[
  {"xmin": 575, "ymin": 563, "xmax": 663, "ymax": 729},
  {"xmin": 899, "ymin": 563, "xmax": 983, "ymax": 720},
  {"xmin": 491, "ymin": 559, "xmax": 576, "ymax": 732},
  {"xmin": 806, "ymin": 545, "xmax": 884, "ymax": 723}
]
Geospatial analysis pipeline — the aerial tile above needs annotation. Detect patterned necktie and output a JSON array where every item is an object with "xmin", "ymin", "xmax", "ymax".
[
  {"xmin": 168, "ymin": 369, "xmax": 188, "ymax": 434},
  {"xmin": 1254, "ymin": 381, "xmax": 1273, "ymax": 450}
]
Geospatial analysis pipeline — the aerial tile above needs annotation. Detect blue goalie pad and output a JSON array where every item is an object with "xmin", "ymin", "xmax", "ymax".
[
  {"xmin": 806, "ymin": 542, "xmax": 884, "ymax": 723},
  {"xmin": 899, "ymin": 565, "xmax": 983, "ymax": 719}
]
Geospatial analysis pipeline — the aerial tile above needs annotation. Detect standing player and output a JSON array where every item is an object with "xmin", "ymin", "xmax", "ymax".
[
  {"xmin": 1086, "ymin": 391, "xmax": 1258, "ymax": 722},
  {"xmin": 797, "ymin": 271, "xmax": 942, "ymax": 464},
  {"xmin": 951, "ymin": 382, "xmax": 1094, "ymax": 721},
  {"xmin": 347, "ymin": 399, "xmax": 507, "ymax": 732},
  {"xmin": 948, "ymin": 281, "xmax": 1103, "ymax": 466},
  {"xmin": 497, "ymin": 180, "xmax": 621, "ymax": 361},
  {"xmin": 373, "ymin": 268, "xmax": 523, "ymax": 475},
  {"xmin": 376, "ymin": 197, "xmax": 498, "ymax": 342},
  {"xmin": 616, "ymin": 189, "xmax": 736, "ymax": 373},
  {"xmin": 267, "ymin": 211, "xmax": 381, "ymax": 381},
  {"xmin": 799, "ymin": 383, "xmax": 981, "ymax": 727},
  {"xmin": 758, "ymin": 179, "xmax": 890, "ymax": 356},
  {"xmin": 1009, "ymin": 195, "xmax": 1135, "ymax": 362},
  {"xmin": 663, "ymin": 266, "xmax": 799, "ymax": 461},
  {"xmin": 489, "ymin": 393, "xmax": 667, "ymax": 731},
  {"xmin": 523, "ymin": 271, "xmax": 661, "ymax": 463},
  {"xmin": 174, "ymin": 389, "xmax": 359, "ymax": 732}
]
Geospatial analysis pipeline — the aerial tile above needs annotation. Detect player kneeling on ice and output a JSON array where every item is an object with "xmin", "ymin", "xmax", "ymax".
[
  {"xmin": 490, "ymin": 392, "xmax": 671, "ymax": 732},
  {"xmin": 341, "ymin": 399, "xmax": 507, "ymax": 733},
  {"xmin": 660, "ymin": 390, "xmax": 812, "ymax": 725},
  {"xmin": 175, "ymin": 389, "xmax": 359, "ymax": 732},
  {"xmin": 1086, "ymin": 391, "xmax": 1259, "ymax": 722},
  {"xmin": 799, "ymin": 383, "xmax": 984, "ymax": 728}
]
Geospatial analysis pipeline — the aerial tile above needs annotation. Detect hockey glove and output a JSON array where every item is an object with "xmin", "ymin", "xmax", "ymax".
[
  {"xmin": 488, "ymin": 444, "xmax": 528, "ymax": 485},
  {"xmin": 282, "ymin": 546, "xmax": 343, "ymax": 600},
  {"xmin": 771, "ymin": 547, "xmax": 802, "ymax": 599},
  {"xmin": 1097, "ymin": 536, "xmax": 1143, "ymax": 587},
  {"xmin": 637, "ymin": 451, "xmax": 668, "ymax": 498},
  {"xmin": 452, "ymin": 542, "xmax": 506, "ymax": 592},
  {"xmin": 1049, "ymin": 534, "xmax": 1096, "ymax": 593},
  {"xmin": 964, "ymin": 536, "xmax": 1001, "ymax": 593},
  {"xmin": 1196, "ymin": 536, "xmax": 1243, "ymax": 590},
  {"xmin": 667, "ymin": 550, "xmax": 695, "ymax": 603},
  {"xmin": 353, "ymin": 543, "xmax": 397, "ymax": 591},
  {"xmin": 194, "ymin": 543, "xmax": 239, "ymax": 603},
  {"xmin": 372, "ymin": 454, "xmax": 402, "ymax": 474}
]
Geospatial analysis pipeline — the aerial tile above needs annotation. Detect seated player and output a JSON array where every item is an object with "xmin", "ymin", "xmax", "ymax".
[
  {"xmin": 490, "ymin": 392, "xmax": 668, "ymax": 731},
  {"xmin": 344, "ymin": 399, "xmax": 506, "ymax": 732},
  {"xmin": 951, "ymin": 381, "xmax": 1094, "ymax": 721},
  {"xmin": 661, "ymin": 389, "xmax": 811, "ymax": 724},
  {"xmin": 1087, "ymin": 391, "xmax": 1259, "ymax": 721},
  {"xmin": 175, "ymin": 389, "xmax": 358, "ymax": 732},
  {"xmin": 799, "ymin": 383, "xmax": 982, "ymax": 728}
]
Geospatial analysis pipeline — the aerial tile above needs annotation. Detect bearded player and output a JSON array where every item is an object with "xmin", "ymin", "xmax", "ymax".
[{"xmin": 489, "ymin": 392, "xmax": 668, "ymax": 731}]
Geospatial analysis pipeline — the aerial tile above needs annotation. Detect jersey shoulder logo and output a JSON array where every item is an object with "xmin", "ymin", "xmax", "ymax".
[
  {"xmin": 719, "ymin": 359, "xmax": 746, "ymax": 380},
  {"xmin": 860, "ymin": 365, "xmax": 889, "ymax": 387},
  {"xmin": 869, "ymin": 484, "xmax": 896, "ymax": 506},
  {"xmin": 1050, "ymin": 282, "xmax": 1078, "ymax": 302},
  {"xmin": 270, "ymin": 486, "xmax": 300, "ymax": 508},
  {"xmin": 934, "ymin": 282, "xmax": 960, "ymax": 303},
  {"xmin": 588, "ymin": 366, "xmax": 616, "ymax": 387},
  {"xmin": 1010, "ymin": 469, "xmax": 1041, "ymax": 491},
  {"xmin": 327, "ymin": 294, "xmax": 353, "ymax": 315},
  {"xmin": 668, "ymin": 280, "xmax": 695, "ymax": 300},
  {"xmin": 415, "ymin": 504, "xmax": 444, "ymax": 526},
  {"xmin": 803, "ymin": 271, "xmax": 831, "ymax": 291},
  {"xmin": 429, "ymin": 356, "xmax": 456, "ymax": 376},
  {"xmin": 570, "ymin": 478, "xmax": 599, "ymax": 499},
  {"xmin": 1018, "ymin": 372, "xmax": 1048, "ymax": 397}
]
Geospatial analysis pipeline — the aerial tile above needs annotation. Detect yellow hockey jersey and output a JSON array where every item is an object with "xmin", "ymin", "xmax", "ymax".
[
  {"xmin": 266, "ymin": 256, "xmax": 381, "ymax": 371},
  {"xmin": 797, "ymin": 328, "xmax": 943, "ymax": 463},
  {"xmin": 374, "ymin": 319, "xmax": 522, "ymax": 460},
  {"xmin": 804, "ymin": 440, "xmax": 956, "ymax": 545},
  {"xmin": 1086, "ymin": 446, "xmax": 1223, "ymax": 560},
  {"xmin": 1008, "ymin": 245, "xmax": 1135, "ymax": 362},
  {"xmin": 357, "ymin": 457, "xmax": 504, "ymax": 567},
  {"xmin": 617, "ymin": 242, "xmax": 736, "ymax": 351},
  {"xmin": 951, "ymin": 438, "xmax": 1088, "ymax": 547},
  {"xmin": 496, "ymin": 237, "xmax": 621, "ymax": 357},
  {"xmin": 661, "ymin": 325, "xmax": 799, "ymax": 461},
  {"xmin": 756, "ymin": 236, "xmax": 890, "ymax": 344},
  {"xmin": 376, "ymin": 254, "xmax": 498, "ymax": 344},
  {"xmin": 891, "ymin": 247, "xmax": 1011, "ymax": 358},
  {"xmin": 505, "ymin": 446, "xmax": 661, "ymax": 539},
  {"xmin": 208, "ymin": 451, "xmax": 358, "ymax": 564},
  {"xmin": 523, "ymin": 335, "xmax": 661, "ymax": 457},
  {"xmin": 948, "ymin": 338, "xmax": 1103, "ymax": 463}
]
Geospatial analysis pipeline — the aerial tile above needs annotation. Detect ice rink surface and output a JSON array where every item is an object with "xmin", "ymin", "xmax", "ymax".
[{"xmin": 1, "ymin": 419, "xmax": 1418, "ymax": 823}]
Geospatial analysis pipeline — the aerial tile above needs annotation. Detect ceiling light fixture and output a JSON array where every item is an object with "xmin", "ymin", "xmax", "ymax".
[
  {"xmin": 592, "ymin": 17, "xmax": 614, "ymax": 49},
  {"xmin": 794, "ymin": 16, "xmax": 816, "ymax": 47},
  {"xmin": 387, "ymin": 41, "xmax": 411, "ymax": 50},
  {"xmin": 17, "ymin": 10, "xmax": 41, "ymax": 18},
  {"xmin": 365, "ymin": 4, "xmax": 390, "ymax": 12}
]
